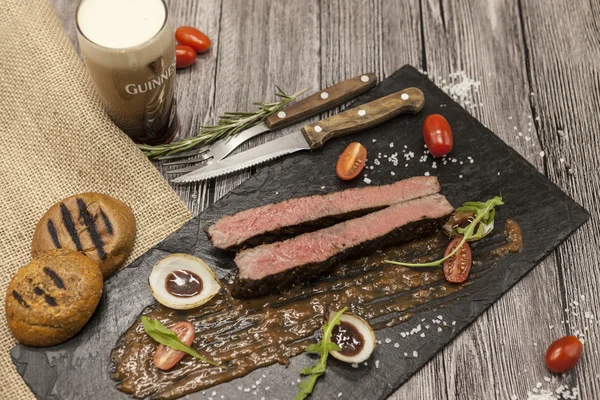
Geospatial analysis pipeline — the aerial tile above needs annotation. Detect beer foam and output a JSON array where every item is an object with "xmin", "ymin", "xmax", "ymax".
[{"xmin": 77, "ymin": 0, "xmax": 166, "ymax": 49}]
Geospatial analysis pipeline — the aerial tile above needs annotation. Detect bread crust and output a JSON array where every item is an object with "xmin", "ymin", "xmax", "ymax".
[
  {"xmin": 5, "ymin": 250, "xmax": 103, "ymax": 347},
  {"xmin": 31, "ymin": 192, "xmax": 136, "ymax": 279}
]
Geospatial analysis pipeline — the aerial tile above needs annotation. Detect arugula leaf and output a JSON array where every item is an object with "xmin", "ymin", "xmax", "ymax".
[
  {"xmin": 141, "ymin": 316, "xmax": 218, "ymax": 366},
  {"xmin": 294, "ymin": 307, "xmax": 347, "ymax": 400},
  {"xmin": 384, "ymin": 196, "xmax": 503, "ymax": 268}
]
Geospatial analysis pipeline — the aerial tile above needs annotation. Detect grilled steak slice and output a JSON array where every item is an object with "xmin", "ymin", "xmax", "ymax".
[
  {"xmin": 232, "ymin": 193, "xmax": 454, "ymax": 298},
  {"xmin": 207, "ymin": 176, "xmax": 441, "ymax": 251}
]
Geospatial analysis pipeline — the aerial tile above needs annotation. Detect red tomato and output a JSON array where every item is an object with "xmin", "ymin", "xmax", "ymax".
[
  {"xmin": 545, "ymin": 336, "xmax": 583, "ymax": 373},
  {"xmin": 176, "ymin": 45, "xmax": 197, "ymax": 69},
  {"xmin": 443, "ymin": 237, "xmax": 472, "ymax": 283},
  {"xmin": 153, "ymin": 321, "xmax": 195, "ymax": 371},
  {"xmin": 176, "ymin": 26, "xmax": 211, "ymax": 53},
  {"xmin": 423, "ymin": 114, "xmax": 453, "ymax": 157},
  {"xmin": 336, "ymin": 142, "xmax": 367, "ymax": 181}
]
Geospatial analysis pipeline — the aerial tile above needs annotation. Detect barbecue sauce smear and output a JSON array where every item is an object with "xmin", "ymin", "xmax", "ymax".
[{"xmin": 111, "ymin": 234, "xmax": 468, "ymax": 399}]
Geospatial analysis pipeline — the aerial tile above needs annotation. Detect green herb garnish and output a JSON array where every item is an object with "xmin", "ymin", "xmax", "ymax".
[
  {"xmin": 140, "ymin": 316, "xmax": 218, "ymax": 366},
  {"xmin": 384, "ymin": 196, "xmax": 504, "ymax": 268},
  {"xmin": 294, "ymin": 307, "xmax": 347, "ymax": 400},
  {"xmin": 138, "ymin": 86, "xmax": 308, "ymax": 159}
]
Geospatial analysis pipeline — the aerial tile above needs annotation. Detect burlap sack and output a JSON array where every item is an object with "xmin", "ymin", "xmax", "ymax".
[{"xmin": 0, "ymin": 1, "xmax": 193, "ymax": 397}]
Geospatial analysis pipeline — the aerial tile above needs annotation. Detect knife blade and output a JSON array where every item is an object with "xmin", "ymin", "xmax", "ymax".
[
  {"xmin": 163, "ymin": 72, "xmax": 378, "ymax": 172},
  {"xmin": 171, "ymin": 87, "xmax": 425, "ymax": 183}
]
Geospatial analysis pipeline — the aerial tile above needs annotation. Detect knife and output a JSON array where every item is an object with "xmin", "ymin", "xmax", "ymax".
[
  {"xmin": 171, "ymin": 87, "xmax": 425, "ymax": 183},
  {"xmin": 163, "ymin": 73, "xmax": 378, "ymax": 172}
]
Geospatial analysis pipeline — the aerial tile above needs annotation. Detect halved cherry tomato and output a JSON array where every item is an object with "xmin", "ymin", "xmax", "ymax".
[
  {"xmin": 153, "ymin": 321, "xmax": 195, "ymax": 371},
  {"xmin": 423, "ymin": 114, "xmax": 453, "ymax": 158},
  {"xmin": 175, "ymin": 26, "xmax": 211, "ymax": 53},
  {"xmin": 442, "ymin": 237, "xmax": 472, "ymax": 283},
  {"xmin": 545, "ymin": 336, "xmax": 583, "ymax": 373},
  {"xmin": 336, "ymin": 142, "xmax": 367, "ymax": 181},
  {"xmin": 176, "ymin": 45, "xmax": 197, "ymax": 69}
]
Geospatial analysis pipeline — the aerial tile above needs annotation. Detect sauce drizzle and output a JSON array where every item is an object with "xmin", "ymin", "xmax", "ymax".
[
  {"xmin": 165, "ymin": 269, "xmax": 202, "ymax": 298},
  {"xmin": 111, "ymin": 234, "xmax": 467, "ymax": 400},
  {"xmin": 332, "ymin": 321, "xmax": 364, "ymax": 357}
]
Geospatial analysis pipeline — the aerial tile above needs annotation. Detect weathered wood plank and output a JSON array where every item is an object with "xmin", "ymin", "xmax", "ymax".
[
  {"xmin": 520, "ymin": 0, "xmax": 600, "ymax": 397},
  {"xmin": 209, "ymin": 0, "xmax": 320, "ymax": 202},
  {"xmin": 419, "ymin": 1, "xmax": 570, "ymax": 399},
  {"xmin": 159, "ymin": 0, "xmax": 223, "ymax": 216},
  {"xmin": 319, "ymin": 1, "xmax": 451, "ymax": 399}
]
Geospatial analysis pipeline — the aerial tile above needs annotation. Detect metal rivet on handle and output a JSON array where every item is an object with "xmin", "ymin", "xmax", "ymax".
[
  {"xmin": 314, "ymin": 125, "xmax": 323, "ymax": 133},
  {"xmin": 358, "ymin": 109, "xmax": 366, "ymax": 117},
  {"xmin": 401, "ymin": 93, "xmax": 409, "ymax": 100},
  {"xmin": 360, "ymin": 75, "xmax": 370, "ymax": 83},
  {"xmin": 320, "ymin": 92, "xmax": 329, "ymax": 100},
  {"xmin": 277, "ymin": 111, "xmax": 287, "ymax": 118}
]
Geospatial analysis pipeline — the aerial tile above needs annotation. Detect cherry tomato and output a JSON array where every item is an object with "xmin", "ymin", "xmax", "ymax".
[
  {"xmin": 336, "ymin": 142, "xmax": 367, "ymax": 181},
  {"xmin": 545, "ymin": 336, "xmax": 583, "ymax": 373},
  {"xmin": 176, "ymin": 45, "xmax": 197, "ymax": 69},
  {"xmin": 423, "ymin": 114, "xmax": 453, "ymax": 158},
  {"xmin": 443, "ymin": 237, "xmax": 472, "ymax": 283},
  {"xmin": 153, "ymin": 321, "xmax": 195, "ymax": 371},
  {"xmin": 175, "ymin": 26, "xmax": 211, "ymax": 53}
]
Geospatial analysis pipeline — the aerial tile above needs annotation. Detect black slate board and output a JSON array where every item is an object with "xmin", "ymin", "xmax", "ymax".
[{"xmin": 12, "ymin": 66, "xmax": 589, "ymax": 400}]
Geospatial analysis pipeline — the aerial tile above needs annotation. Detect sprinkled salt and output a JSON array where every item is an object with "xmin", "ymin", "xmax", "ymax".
[
  {"xmin": 385, "ymin": 338, "xmax": 392, "ymax": 344},
  {"xmin": 390, "ymin": 142, "xmax": 394, "ymax": 148},
  {"xmin": 375, "ymin": 360, "xmax": 380, "ymax": 368},
  {"xmin": 539, "ymin": 151, "xmax": 545, "ymax": 157},
  {"xmin": 351, "ymin": 363, "xmax": 358, "ymax": 368},
  {"xmin": 412, "ymin": 351, "xmax": 418, "ymax": 357},
  {"xmin": 394, "ymin": 343, "xmax": 400, "ymax": 348},
  {"xmin": 424, "ymin": 172, "xmax": 430, "ymax": 176},
  {"xmin": 364, "ymin": 178, "xmax": 371, "ymax": 184}
]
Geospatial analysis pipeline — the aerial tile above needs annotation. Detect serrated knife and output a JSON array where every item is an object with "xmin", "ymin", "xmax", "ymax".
[{"xmin": 171, "ymin": 87, "xmax": 425, "ymax": 183}]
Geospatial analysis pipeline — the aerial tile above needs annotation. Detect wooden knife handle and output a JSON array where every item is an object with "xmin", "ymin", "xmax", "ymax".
[
  {"xmin": 264, "ymin": 73, "xmax": 378, "ymax": 130},
  {"xmin": 300, "ymin": 87, "xmax": 425, "ymax": 150}
]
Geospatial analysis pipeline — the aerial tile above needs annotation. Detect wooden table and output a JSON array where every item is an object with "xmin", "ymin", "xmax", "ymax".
[{"xmin": 52, "ymin": 0, "xmax": 599, "ymax": 398}]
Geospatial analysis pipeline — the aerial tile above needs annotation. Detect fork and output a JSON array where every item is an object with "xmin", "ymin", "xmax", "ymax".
[{"xmin": 162, "ymin": 73, "xmax": 378, "ymax": 174}]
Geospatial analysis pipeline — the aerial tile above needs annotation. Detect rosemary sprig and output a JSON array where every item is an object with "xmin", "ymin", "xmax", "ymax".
[
  {"xmin": 384, "ymin": 196, "xmax": 504, "ymax": 268},
  {"xmin": 294, "ymin": 307, "xmax": 347, "ymax": 400},
  {"xmin": 138, "ymin": 86, "xmax": 308, "ymax": 159}
]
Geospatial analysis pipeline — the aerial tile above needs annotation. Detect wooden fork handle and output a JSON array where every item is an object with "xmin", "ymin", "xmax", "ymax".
[
  {"xmin": 264, "ymin": 73, "xmax": 377, "ymax": 130},
  {"xmin": 300, "ymin": 87, "xmax": 425, "ymax": 150}
]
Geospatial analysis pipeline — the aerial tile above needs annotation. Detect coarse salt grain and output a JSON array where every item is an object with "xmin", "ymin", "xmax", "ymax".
[
  {"xmin": 364, "ymin": 178, "xmax": 371, "ymax": 184},
  {"xmin": 412, "ymin": 351, "xmax": 418, "ymax": 357}
]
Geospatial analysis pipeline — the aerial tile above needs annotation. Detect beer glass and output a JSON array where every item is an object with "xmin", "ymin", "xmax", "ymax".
[{"xmin": 76, "ymin": 0, "xmax": 179, "ymax": 145}]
